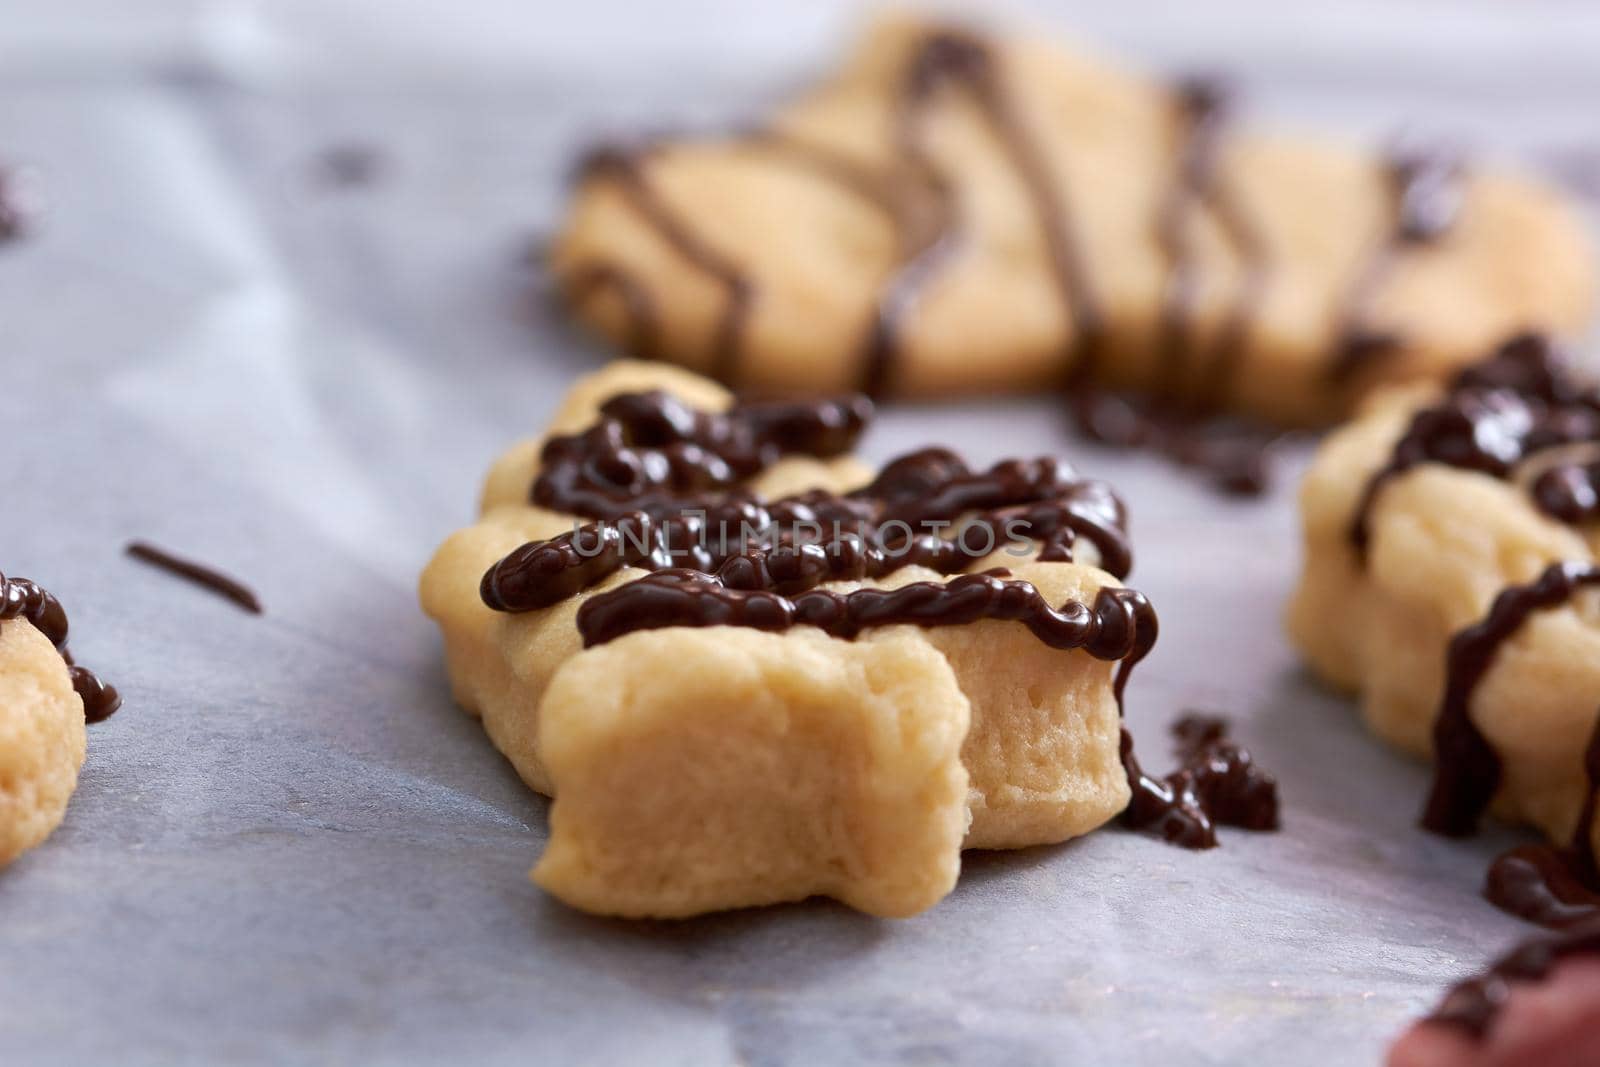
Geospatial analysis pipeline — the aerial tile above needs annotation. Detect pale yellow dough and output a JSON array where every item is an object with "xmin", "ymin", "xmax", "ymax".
[
  {"xmin": 419, "ymin": 360, "xmax": 1135, "ymax": 918},
  {"xmin": 0, "ymin": 618, "xmax": 87, "ymax": 868},
  {"xmin": 1288, "ymin": 385, "xmax": 1600, "ymax": 855},
  {"xmin": 550, "ymin": 15, "xmax": 1594, "ymax": 427}
]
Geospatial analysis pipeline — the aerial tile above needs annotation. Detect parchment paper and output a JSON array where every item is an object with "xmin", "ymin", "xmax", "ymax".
[{"xmin": 3, "ymin": 2, "xmax": 1598, "ymax": 1064}]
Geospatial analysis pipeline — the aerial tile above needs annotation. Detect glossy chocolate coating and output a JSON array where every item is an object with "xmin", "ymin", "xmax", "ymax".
[{"xmin": 0, "ymin": 572, "xmax": 120, "ymax": 723}]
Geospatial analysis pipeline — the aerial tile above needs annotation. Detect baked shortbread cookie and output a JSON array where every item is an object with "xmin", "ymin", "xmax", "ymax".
[
  {"xmin": 419, "ymin": 360, "xmax": 1188, "ymax": 918},
  {"xmin": 548, "ymin": 16, "xmax": 1595, "ymax": 429},
  {"xmin": 1288, "ymin": 334, "xmax": 1600, "ymax": 924},
  {"xmin": 0, "ymin": 575, "xmax": 118, "ymax": 868}
]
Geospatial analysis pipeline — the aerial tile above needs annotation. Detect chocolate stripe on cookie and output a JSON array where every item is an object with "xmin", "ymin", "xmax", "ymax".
[
  {"xmin": 574, "ymin": 568, "xmax": 1151, "ymax": 653},
  {"xmin": 1330, "ymin": 142, "xmax": 1465, "ymax": 383},
  {"xmin": 1424, "ymin": 561, "xmax": 1600, "ymax": 838},
  {"xmin": 516, "ymin": 390, "xmax": 1131, "ymax": 589},
  {"xmin": 0, "ymin": 572, "xmax": 120, "ymax": 723},
  {"xmin": 532, "ymin": 390, "xmax": 873, "ymax": 520},
  {"xmin": 1154, "ymin": 79, "xmax": 1269, "ymax": 412},
  {"xmin": 1419, "ymin": 561, "xmax": 1600, "ymax": 926},
  {"xmin": 1485, "ymin": 716, "xmax": 1600, "ymax": 928},
  {"xmin": 1349, "ymin": 333, "xmax": 1600, "ymax": 559}
]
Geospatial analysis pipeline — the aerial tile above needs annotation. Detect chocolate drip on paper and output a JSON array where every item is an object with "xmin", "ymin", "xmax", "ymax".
[
  {"xmin": 1349, "ymin": 333, "xmax": 1600, "ymax": 559},
  {"xmin": 125, "ymin": 541, "xmax": 263, "ymax": 615},
  {"xmin": 1484, "ymin": 715, "xmax": 1600, "ymax": 929},
  {"xmin": 488, "ymin": 450, "xmax": 1128, "ymax": 614},
  {"xmin": 1329, "ymin": 142, "xmax": 1464, "ymax": 383},
  {"xmin": 0, "ymin": 572, "xmax": 120, "ymax": 723},
  {"xmin": 1120, "ymin": 712, "xmax": 1281, "ymax": 848},
  {"xmin": 1427, "ymin": 918, "xmax": 1600, "ymax": 1039},
  {"xmin": 1423, "ymin": 561, "xmax": 1600, "ymax": 838}
]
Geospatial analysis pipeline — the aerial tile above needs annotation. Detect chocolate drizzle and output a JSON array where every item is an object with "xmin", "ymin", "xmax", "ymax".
[
  {"xmin": 1484, "ymin": 713, "xmax": 1600, "ymax": 929},
  {"xmin": 1427, "ymin": 919, "xmax": 1600, "ymax": 1039},
  {"xmin": 502, "ymin": 390, "xmax": 1139, "ymax": 601},
  {"xmin": 487, "ymin": 391, "xmax": 1132, "ymax": 617},
  {"xmin": 1120, "ymin": 712, "xmax": 1281, "ymax": 848},
  {"xmin": 1350, "ymin": 333, "xmax": 1600, "ymax": 559},
  {"xmin": 1423, "ymin": 561, "xmax": 1600, "ymax": 838},
  {"xmin": 1416, "ymin": 560, "xmax": 1600, "ymax": 927},
  {"xmin": 1329, "ymin": 142, "xmax": 1465, "ymax": 383},
  {"xmin": 0, "ymin": 572, "xmax": 120, "ymax": 723},
  {"xmin": 575, "ymin": 568, "xmax": 1152, "ymax": 654},
  {"xmin": 1364, "ymin": 339, "xmax": 1600, "ymax": 926},
  {"xmin": 532, "ymin": 389, "xmax": 872, "ymax": 521},
  {"xmin": 126, "ymin": 541, "xmax": 263, "ymax": 615}
]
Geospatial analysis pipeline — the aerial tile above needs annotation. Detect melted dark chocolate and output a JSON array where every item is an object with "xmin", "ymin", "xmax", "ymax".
[
  {"xmin": 1423, "ymin": 561, "xmax": 1600, "ymax": 838},
  {"xmin": 1120, "ymin": 713, "xmax": 1281, "ymax": 848},
  {"xmin": 1377, "ymin": 341, "xmax": 1600, "ymax": 926},
  {"xmin": 125, "ymin": 542, "xmax": 263, "ymax": 615},
  {"xmin": 1350, "ymin": 333, "xmax": 1600, "ymax": 558},
  {"xmin": 575, "ymin": 568, "xmax": 1152, "ymax": 655},
  {"xmin": 0, "ymin": 572, "xmax": 120, "ymax": 723},
  {"xmin": 1427, "ymin": 918, "xmax": 1600, "ymax": 1039},
  {"xmin": 1482, "ymin": 713, "xmax": 1600, "ymax": 928},
  {"xmin": 1329, "ymin": 142, "xmax": 1465, "ymax": 383},
  {"xmin": 493, "ymin": 391, "xmax": 1132, "ymax": 609},
  {"xmin": 1066, "ymin": 392, "xmax": 1288, "ymax": 497},
  {"xmin": 532, "ymin": 390, "xmax": 871, "ymax": 521}
]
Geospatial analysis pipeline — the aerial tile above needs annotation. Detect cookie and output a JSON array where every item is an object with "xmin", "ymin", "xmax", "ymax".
[
  {"xmin": 418, "ymin": 360, "xmax": 1188, "ymax": 918},
  {"xmin": 1287, "ymin": 334, "xmax": 1600, "ymax": 925},
  {"xmin": 548, "ymin": 15, "xmax": 1595, "ymax": 433},
  {"xmin": 0, "ymin": 575, "xmax": 118, "ymax": 868}
]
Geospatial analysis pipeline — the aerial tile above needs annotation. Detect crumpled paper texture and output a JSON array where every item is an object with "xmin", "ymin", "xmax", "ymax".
[{"xmin": 1, "ymin": 2, "xmax": 1596, "ymax": 1064}]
